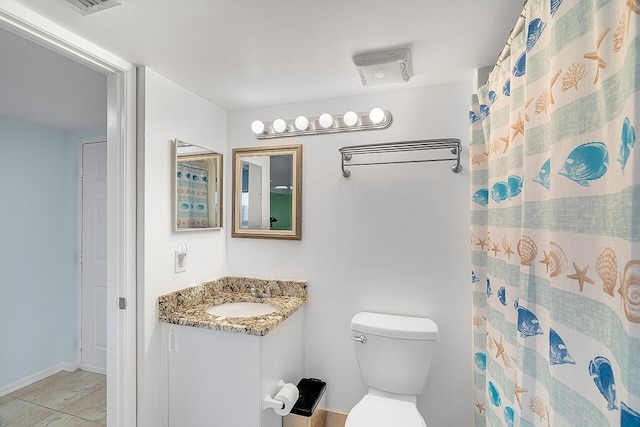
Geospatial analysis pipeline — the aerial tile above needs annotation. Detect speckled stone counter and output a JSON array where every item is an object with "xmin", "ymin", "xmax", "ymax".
[{"xmin": 158, "ymin": 276, "xmax": 307, "ymax": 336}]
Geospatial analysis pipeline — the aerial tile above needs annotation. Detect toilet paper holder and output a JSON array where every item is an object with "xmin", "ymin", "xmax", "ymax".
[{"xmin": 263, "ymin": 380, "xmax": 299, "ymax": 415}]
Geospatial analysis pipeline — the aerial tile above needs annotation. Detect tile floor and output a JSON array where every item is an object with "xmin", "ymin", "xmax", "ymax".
[{"xmin": 0, "ymin": 370, "xmax": 106, "ymax": 427}]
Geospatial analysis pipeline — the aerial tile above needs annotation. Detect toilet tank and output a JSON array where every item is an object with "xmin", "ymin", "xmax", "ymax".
[{"xmin": 351, "ymin": 312, "xmax": 439, "ymax": 396}]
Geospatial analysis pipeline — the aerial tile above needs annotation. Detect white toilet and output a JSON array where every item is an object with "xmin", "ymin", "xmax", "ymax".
[{"xmin": 345, "ymin": 312, "xmax": 439, "ymax": 427}]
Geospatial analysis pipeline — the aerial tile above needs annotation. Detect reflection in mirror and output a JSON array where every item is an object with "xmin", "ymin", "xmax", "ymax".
[
  {"xmin": 232, "ymin": 144, "xmax": 302, "ymax": 240},
  {"xmin": 175, "ymin": 139, "xmax": 222, "ymax": 230}
]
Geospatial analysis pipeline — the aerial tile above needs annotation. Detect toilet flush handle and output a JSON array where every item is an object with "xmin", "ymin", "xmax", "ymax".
[{"xmin": 351, "ymin": 335, "xmax": 367, "ymax": 344}]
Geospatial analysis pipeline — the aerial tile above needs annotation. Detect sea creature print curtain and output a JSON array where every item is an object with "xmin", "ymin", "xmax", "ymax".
[
  {"xmin": 470, "ymin": 0, "xmax": 639, "ymax": 425},
  {"xmin": 176, "ymin": 162, "xmax": 210, "ymax": 228}
]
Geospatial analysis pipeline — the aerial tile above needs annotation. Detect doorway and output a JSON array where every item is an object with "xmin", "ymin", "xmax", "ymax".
[{"xmin": 0, "ymin": 3, "xmax": 137, "ymax": 425}]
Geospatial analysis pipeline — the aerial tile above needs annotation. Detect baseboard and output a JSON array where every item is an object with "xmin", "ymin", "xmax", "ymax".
[
  {"xmin": 79, "ymin": 364, "xmax": 107, "ymax": 375},
  {"xmin": 0, "ymin": 362, "xmax": 78, "ymax": 397}
]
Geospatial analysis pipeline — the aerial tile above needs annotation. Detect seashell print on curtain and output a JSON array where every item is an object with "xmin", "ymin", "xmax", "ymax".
[{"xmin": 470, "ymin": 0, "xmax": 639, "ymax": 425}]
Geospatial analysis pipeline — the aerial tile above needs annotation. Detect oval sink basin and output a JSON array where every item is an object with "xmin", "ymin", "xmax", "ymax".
[{"xmin": 205, "ymin": 302, "xmax": 278, "ymax": 318}]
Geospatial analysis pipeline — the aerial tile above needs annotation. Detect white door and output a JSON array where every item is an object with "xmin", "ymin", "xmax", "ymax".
[{"xmin": 81, "ymin": 142, "xmax": 108, "ymax": 373}]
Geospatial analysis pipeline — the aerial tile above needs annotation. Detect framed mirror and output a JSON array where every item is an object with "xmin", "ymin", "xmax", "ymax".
[
  {"xmin": 175, "ymin": 139, "xmax": 222, "ymax": 231},
  {"xmin": 232, "ymin": 144, "xmax": 302, "ymax": 240}
]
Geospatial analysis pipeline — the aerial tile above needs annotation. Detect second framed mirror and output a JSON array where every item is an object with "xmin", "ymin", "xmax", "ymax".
[{"xmin": 232, "ymin": 144, "xmax": 302, "ymax": 240}]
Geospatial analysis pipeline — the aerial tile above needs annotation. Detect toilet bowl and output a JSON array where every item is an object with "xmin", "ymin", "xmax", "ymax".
[
  {"xmin": 345, "ymin": 394, "xmax": 426, "ymax": 427},
  {"xmin": 345, "ymin": 312, "xmax": 439, "ymax": 427}
]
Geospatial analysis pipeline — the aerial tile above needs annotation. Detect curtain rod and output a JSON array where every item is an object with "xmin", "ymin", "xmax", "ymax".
[{"xmin": 491, "ymin": 0, "xmax": 528, "ymax": 73}]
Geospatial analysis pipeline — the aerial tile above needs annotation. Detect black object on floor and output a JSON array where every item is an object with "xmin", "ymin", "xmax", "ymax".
[{"xmin": 290, "ymin": 378, "xmax": 326, "ymax": 417}]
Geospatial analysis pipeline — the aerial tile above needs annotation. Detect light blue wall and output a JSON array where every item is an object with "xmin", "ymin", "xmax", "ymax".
[{"xmin": 0, "ymin": 117, "xmax": 104, "ymax": 388}]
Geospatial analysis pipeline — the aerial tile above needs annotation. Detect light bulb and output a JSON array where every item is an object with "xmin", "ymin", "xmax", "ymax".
[
  {"xmin": 294, "ymin": 116, "xmax": 309, "ymax": 131},
  {"xmin": 318, "ymin": 113, "xmax": 334, "ymax": 129},
  {"xmin": 369, "ymin": 108, "xmax": 385, "ymax": 124},
  {"xmin": 273, "ymin": 119, "xmax": 287, "ymax": 133},
  {"xmin": 251, "ymin": 120, "xmax": 265, "ymax": 134},
  {"xmin": 343, "ymin": 111, "xmax": 358, "ymax": 127}
]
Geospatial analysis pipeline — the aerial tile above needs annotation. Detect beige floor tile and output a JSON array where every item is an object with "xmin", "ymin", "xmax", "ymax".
[
  {"xmin": 18, "ymin": 370, "xmax": 106, "ymax": 411},
  {"xmin": 0, "ymin": 395, "xmax": 15, "ymax": 406},
  {"xmin": 9, "ymin": 371, "xmax": 72, "ymax": 398},
  {"xmin": 61, "ymin": 386, "xmax": 106, "ymax": 422},
  {"xmin": 30, "ymin": 412, "xmax": 104, "ymax": 427},
  {"xmin": 0, "ymin": 398, "xmax": 55, "ymax": 427}
]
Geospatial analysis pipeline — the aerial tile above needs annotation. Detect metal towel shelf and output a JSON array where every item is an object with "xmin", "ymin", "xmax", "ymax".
[{"xmin": 338, "ymin": 138, "xmax": 462, "ymax": 177}]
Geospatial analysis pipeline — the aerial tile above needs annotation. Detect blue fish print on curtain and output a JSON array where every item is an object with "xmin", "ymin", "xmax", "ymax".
[
  {"xmin": 618, "ymin": 117, "xmax": 636, "ymax": 171},
  {"xmin": 469, "ymin": 110, "xmax": 480, "ymax": 124},
  {"xmin": 480, "ymin": 104, "xmax": 491, "ymax": 120},
  {"xmin": 513, "ymin": 52, "xmax": 526, "ymax": 77},
  {"xmin": 486, "ymin": 278, "xmax": 493, "ymax": 298},
  {"xmin": 622, "ymin": 402, "xmax": 640, "ymax": 426},
  {"xmin": 589, "ymin": 356, "xmax": 618, "ymax": 410},
  {"xmin": 507, "ymin": 175, "xmax": 523, "ymax": 197},
  {"xmin": 472, "ymin": 270, "xmax": 480, "ymax": 283},
  {"xmin": 502, "ymin": 78, "xmax": 511, "ymax": 96},
  {"xmin": 549, "ymin": 328, "xmax": 575, "ymax": 365},
  {"xmin": 504, "ymin": 406, "xmax": 515, "ymax": 427},
  {"xmin": 490, "ymin": 181, "xmax": 510, "ymax": 203},
  {"xmin": 472, "ymin": 188, "xmax": 489, "ymax": 206},
  {"xmin": 498, "ymin": 286, "xmax": 507, "ymax": 306},
  {"xmin": 514, "ymin": 298, "xmax": 543, "ymax": 338},
  {"xmin": 474, "ymin": 352, "xmax": 487, "ymax": 371},
  {"xmin": 558, "ymin": 141, "xmax": 609, "ymax": 186},
  {"xmin": 533, "ymin": 158, "xmax": 551, "ymax": 190},
  {"xmin": 488, "ymin": 381, "xmax": 501, "ymax": 407},
  {"xmin": 488, "ymin": 90, "xmax": 498, "ymax": 104},
  {"xmin": 550, "ymin": 0, "xmax": 563, "ymax": 16},
  {"xmin": 526, "ymin": 18, "xmax": 546, "ymax": 51}
]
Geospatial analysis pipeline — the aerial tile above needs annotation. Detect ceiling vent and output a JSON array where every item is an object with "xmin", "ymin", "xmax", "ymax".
[
  {"xmin": 63, "ymin": 0, "xmax": 123, "ymax": 15},
  {"xmin": 353, "ymin": 48, "xmax": 412, "ymax": 87}
]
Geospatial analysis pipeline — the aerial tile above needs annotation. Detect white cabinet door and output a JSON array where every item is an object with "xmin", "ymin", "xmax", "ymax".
[{"xmin": 168, "ymin": 325, "xmax": 261, "ymax": 427}]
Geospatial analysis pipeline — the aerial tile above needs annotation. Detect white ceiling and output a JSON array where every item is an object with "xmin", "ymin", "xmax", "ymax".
[
  {"xmin": 12, "ymin": 0, "xmax": 523, "ymax": 112},
  {"xmin": 0, "ymin": 26, "xmax": 106, "ymax": 130}
]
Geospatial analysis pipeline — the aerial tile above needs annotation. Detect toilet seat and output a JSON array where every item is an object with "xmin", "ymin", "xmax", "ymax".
[{"xmin": 345, "ymin": 395, "xmax": 427, "ymax": 427}]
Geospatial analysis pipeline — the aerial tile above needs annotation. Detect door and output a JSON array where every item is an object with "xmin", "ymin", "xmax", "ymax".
[{"xmin": 81, "ymin": 142, "xmax": 108, "ymax": 373}]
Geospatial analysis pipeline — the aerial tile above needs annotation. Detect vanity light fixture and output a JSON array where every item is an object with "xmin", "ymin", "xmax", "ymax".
[{"xmin": 251, "ymin": 108, "xmax": 392, "ymax": 139}]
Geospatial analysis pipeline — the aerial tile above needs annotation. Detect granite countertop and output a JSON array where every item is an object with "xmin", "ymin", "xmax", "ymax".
[{"xmin": 158, "ymin": 276, "xmax": 308, "ymax": 336}]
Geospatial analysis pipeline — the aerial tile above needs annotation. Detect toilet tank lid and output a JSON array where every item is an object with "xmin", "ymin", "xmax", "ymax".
[{"xmin": 351, "ymin": 312, "xmax": 439, "ymax": 340}]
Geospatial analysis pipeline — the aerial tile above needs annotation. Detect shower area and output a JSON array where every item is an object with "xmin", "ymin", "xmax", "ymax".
[{"xmin": 470, "ymin": 0, "xmax": 640, "ymax": 425}]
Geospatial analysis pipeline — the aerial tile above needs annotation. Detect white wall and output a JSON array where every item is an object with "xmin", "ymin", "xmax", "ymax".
[
  {"xmin": 0, "ymin": 117, "xmax": 106, "ymax": 389},
  {"xmin": 226, "ymin": 83, "xmax": 473, "ymax": 426},
  {"xmin": 137, "ymin": 67, "xmax": 227, "ymax": 427}
]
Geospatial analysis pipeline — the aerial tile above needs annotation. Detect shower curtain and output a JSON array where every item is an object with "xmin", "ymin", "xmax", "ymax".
[
  {"xmin": 177, "ymin": 162, "xmax": 210, "ymax": 228},
  {"xmin": 470, "ymin": 0, "xmax": 639, "ymax": 425}
]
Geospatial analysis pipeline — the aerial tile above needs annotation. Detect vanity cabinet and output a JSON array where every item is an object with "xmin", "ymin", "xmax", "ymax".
[{"xmin": 165, "ymin": 308, "xmax": 305, "ymax": 427}]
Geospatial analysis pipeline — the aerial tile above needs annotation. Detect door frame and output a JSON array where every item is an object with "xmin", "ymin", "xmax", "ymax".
[
  {"xmin": 78, "ymin": 139, "xmax": 108, "ymax": 375},
  {"xmin": 0, "ymin": 2, "xmax": 138, "ymax": 425}
]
